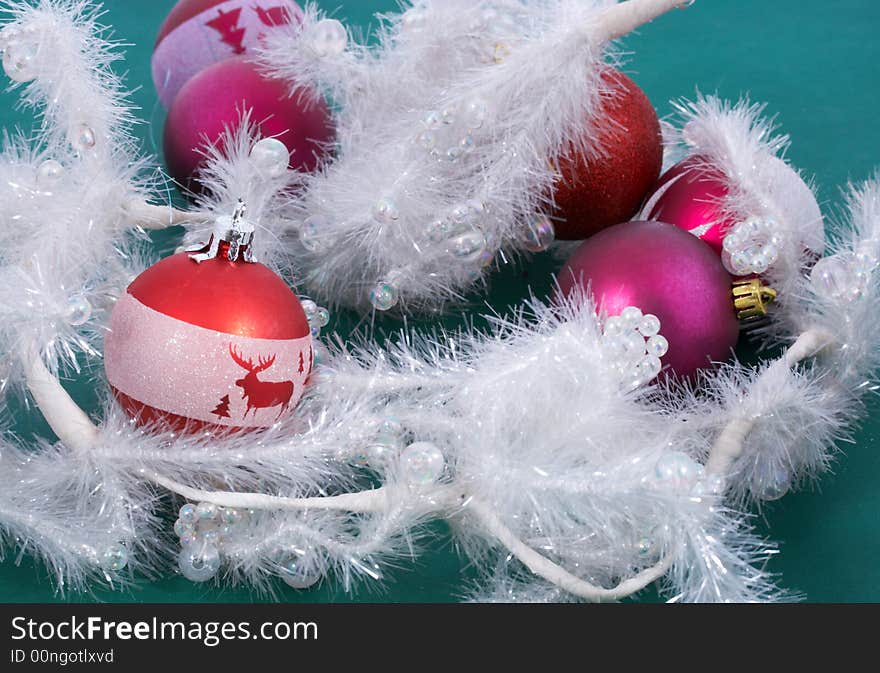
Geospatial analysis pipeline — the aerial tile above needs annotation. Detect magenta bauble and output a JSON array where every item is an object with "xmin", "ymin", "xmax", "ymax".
[
  {"xmin": 557, "ymin": 220, "xmax": 739, "ymax": 379},
  {"xmin": 152, "ymin": 0, "xmax": 302, "ymax": 108},
  {"xmin": 163, "ymin": 56, "xmax": 333, "ymax": 190},
  {"xmin": 641, "ymin": 156, "xmax": 732, "ymax": 255}
]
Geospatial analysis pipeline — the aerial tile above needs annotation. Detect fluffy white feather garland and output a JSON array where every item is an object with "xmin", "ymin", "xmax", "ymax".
[
  {"xmin": 0, "ymin": 0, "xmax": 879, "ymax": 604},
  {"xmin": 258, "ymin": 0, "xmax": 685, "ymax": 313}
]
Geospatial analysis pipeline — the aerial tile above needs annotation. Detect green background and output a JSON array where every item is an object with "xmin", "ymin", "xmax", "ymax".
[{"xmin": 1, "ymin": 0, "xmax": 879, "ymax": 603}]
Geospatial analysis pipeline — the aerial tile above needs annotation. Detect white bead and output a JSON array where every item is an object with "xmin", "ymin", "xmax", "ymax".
[
  {"xmin": 369, "ymin": 280, "xmax": 399, "ymax": 311},
  {"xmin": 314, "ymin": 307, "xmax": 330, "ymax": 328},
  {"xmin": 451, "ymin": 203, "xmax": 473, "ymax": 224},
  {"xmin": 281, "ymin": 555, "xmax": 321, "ymax": 589},
  {"xmin": 447, "ymin": 230, "xmax": 486, "ymax": 263},
  {"xmin": 638, "ymin": 314, "xmax": 661, "ymax": 337},
  {"xmin": 622, "ymin": 331, "xmax": 646, "ymax": 358},
  {"xmin": 655, "ymin": 452, "xmax": 705, "ymax": 491},
  {"xmin": 300, "ymin": 214, "xmax": 329, "ymax": 252},
  {"xmin": 196, "ymin": 502, "xmax": 219, "ymax": 521},
  {"xmin": 173, "ymin": 519, "xmax": 193, "ymax": 538},
  {"xmin": 372, "ymin": 196, "xmax": 399, "ymax": 223},
  {"xmin": 636, "ymin": 354, "xmax": 662, "ymax": 381},
  {"xmin": 300, "ymin": 299, "xmax": 318, "ymax": 320},
  {"xmin": 692, "ymin": 473, "xmax": 726, "ymax": 497},
  {"xmin": 463, "ymin": 98, "xmax": 488, "ymax": 129},
  {"xmin": 416, "ymin": 129, "xmax": 437, "ymax": 150},
  {"xmin": 250, "ymin": 138, "xmax": 289, "ymax": 178},
  {"xmin": 730, "ymin": 250, "xmax": 750, "ymax": 273},
  {"xmin": 400, "ymin": 442, "xmax": 445, "ymax": 485},
  {"xmin": 620, "ymin": 306, "xmax": 643, "ymax": 329},
  {"xmin": 69, "ymin": 123, "xmax": 97, "ymax": 152},
  {"xmin": 178, "ymin": 544, "xmax": 221, "ymax": 582},
  {"xmin": 309, "ymin": 19, "xmax": 347, "ymax": 57},
  {"xmin": 101, "ymin": 545, "xmax": 129, "ymax": 572},
  {"xmin": 753, "ymin": 464, "xmax": 791, "ymax": 501},
  {"xmin": 2, "ymin": 40, "xmax": 38, "ymax": 82},
  {"xmin": 523, "ymin": 215, "xmax": 555, "ymax": 252},
  {"xmin": 647, "ymin": 335, "xmax": 669, "ymax": 358},
  {"xmin": 811, "ymin": 254, "xmax": 859, "ymax": 302},
  {"xmin": 64, "ymin": 295, "xmax": 92, "ymax": 326},
  {"xmin": 426, "ymin": 218, "xmax": 451, "ymax": 242},
  {"xmin": 179, "ymin": 503, "xmax": 198, "ymax": 523},
  {"xmin": 422, "ymin": 110, "xmax": 442, "ymax": 129},
  {"xmin": 854, "ymin": 241, "xmax": 879, "ymax": 274},
  {"xmin": 36, "ymin": 159, "xmax": 64, "ymax": 185},
  {"xmin": 603, "ymin": 315, "xmax": 625, "ymax": 336}
]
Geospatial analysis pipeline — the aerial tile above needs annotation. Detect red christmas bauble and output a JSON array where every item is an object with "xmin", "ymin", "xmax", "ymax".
[
  {"xmin": 152, "ymin": 0, "xmax": 302, "ymax": 108},
  {"xmin": 163, "ymin": 56, "xmax": 333, "ymax": 190},
  {"xmin": 643, "ymin": 154, "xmax": 826, "ymax": 274},
  {"xmin": 641, "ymin": 156, "xmax": 732, "ymax": 255},
  {"xmin": 551, "ymin": 70, "xmax": 663, "ymax": 240},
  {"xmin": 105, "ymin": 246, "xmax": 312, "ymax": 432},
  {"xmin": 557, "ymin": 220, "xmax": 739, "ymax": 379}
]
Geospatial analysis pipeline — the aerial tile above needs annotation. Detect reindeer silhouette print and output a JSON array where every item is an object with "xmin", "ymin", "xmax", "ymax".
[{"xmin": 228, "ymin": 345, "xmax": 294, "ymax": 419}]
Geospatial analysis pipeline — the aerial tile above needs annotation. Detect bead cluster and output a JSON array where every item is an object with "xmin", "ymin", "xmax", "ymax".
[
  {"xmin": 721, "ymin": 218, "xmax": 781, "ymax": 276},
  {"xmin": 173, "ymin": 502, "xmax": 244, "ymax": 583},
  {"xmin": 415, "ymin": 98, "xmax": 488, "ymax": 164},
  {"xmin": 810, "ymin": 242, "xmax": 878, "ymax": 303},
  {"xmin": 601, "ymin": 306, "xmax": 669, "ymax": 390},
  {"xmin": 653, "ymin": 451, "xmax": 725, "ymax": 497},
  {"xmin": 173, "ymin": 502, "xmax": 325, "ymax": 590},
  {"xmin": 344, "ymin": 418, "xmax": 407, "ymax": 468},
  {"xmin": 300, "ymin": 298, "xmax": 331, "ymax": 339}
]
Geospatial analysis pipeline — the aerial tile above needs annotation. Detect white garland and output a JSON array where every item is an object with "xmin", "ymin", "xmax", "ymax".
[{"xmin": 0, "ymin": 0, "xmax": 878, "ymax": 603}]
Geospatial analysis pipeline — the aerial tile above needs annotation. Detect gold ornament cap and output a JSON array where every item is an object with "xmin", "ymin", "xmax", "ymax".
[{"xmin": 732, "ymin": 278, "xmax": 778, "ymax": 320}]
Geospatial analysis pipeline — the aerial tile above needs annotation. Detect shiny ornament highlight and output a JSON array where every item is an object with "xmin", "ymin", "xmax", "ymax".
[
  {"xmin": 558, "ymin": 221, "xmax": 739, "ymax": 379},
  {"xmin": 551, "ymin": 70, "xmax": 663, "ymax": 240}
]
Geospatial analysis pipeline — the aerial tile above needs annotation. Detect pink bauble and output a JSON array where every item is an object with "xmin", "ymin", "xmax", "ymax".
[
  {"xmin": 557, "ymin": 220, "xmax": 739, "ymax": 379},
  {"xmin": 641, "ymin": 156, "xmax": 732, "ymax": 255},
  {"xmin": 152, "ymin": 0, "xmax": 302, "ymax": 108},
  {"xmin": 163, "ymin": 56, "xmax": 332, "ymax": 190}
]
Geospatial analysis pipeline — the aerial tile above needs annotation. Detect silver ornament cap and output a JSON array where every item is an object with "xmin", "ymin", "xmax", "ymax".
[{"xmin": 188, "ymin": 199, "xmax": 256, "ymax": 263}]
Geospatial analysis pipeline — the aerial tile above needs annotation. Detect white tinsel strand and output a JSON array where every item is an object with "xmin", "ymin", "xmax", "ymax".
[
  {"xmin": 0, "ymin": 1, "xmax": 155, "ymax": 382},
  {"xmin": 258, "ymin": 0, "xmax": 690, "ymax": 313}
]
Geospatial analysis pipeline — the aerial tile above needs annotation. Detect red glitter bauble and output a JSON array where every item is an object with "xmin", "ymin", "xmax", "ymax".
[
  {"xmin": 163, "ymin": 56, "xmax": 332, "ymax": 191},
  {"xmin": 551, "ymin": 70, "xmax": 663, "ymax": 240},
  {"xmin": 104, "ymin": 250, "xmax": 312, "ymax": 433}
]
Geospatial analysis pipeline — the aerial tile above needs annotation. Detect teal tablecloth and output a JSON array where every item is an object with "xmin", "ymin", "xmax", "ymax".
[{"xmin": 1, "ymin": 0, "xmax": 879, "ymax": 603}]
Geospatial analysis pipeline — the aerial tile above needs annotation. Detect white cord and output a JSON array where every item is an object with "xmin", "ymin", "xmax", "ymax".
[
  {"xmin": 466, "ymin": 497, "xmax": 672, "ymax": 602},
  {"xmin": 706, "ymin": 328, "xmax": 835, "ymax": 476},
  {"xmin": 122, "ymin": 198, "xmax": 212, "ymax": 230},
  {"xmin": 599, "ymin": 0, "xmax": 691, "ymax": 42}
]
